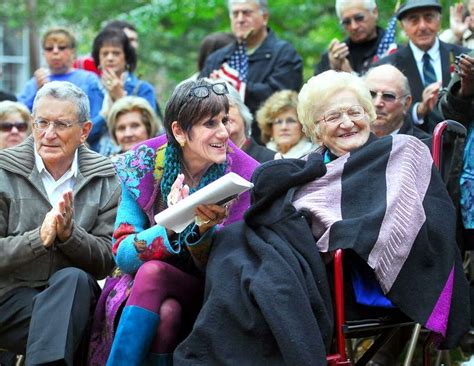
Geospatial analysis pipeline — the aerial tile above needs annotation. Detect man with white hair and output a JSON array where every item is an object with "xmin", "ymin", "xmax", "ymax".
[
  {"xmin": 201, "ymin": 0, "xmax": 303, "ymax": 143},
  {"xmin": 0, "ymin": 81, "xmax": 119, "ymax": 365},
  {"xmin": 315, "ymin": 0, "xmax": 386, "ymax": 75}
]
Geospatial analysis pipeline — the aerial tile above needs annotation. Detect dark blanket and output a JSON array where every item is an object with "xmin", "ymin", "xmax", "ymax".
[
  {"xmin": 293, "ymin": 134, "xmax": 469, "ymax": 348},
  {"xmin": 174, "ymin": 155, "xmax": 334, "ymax": 365}
]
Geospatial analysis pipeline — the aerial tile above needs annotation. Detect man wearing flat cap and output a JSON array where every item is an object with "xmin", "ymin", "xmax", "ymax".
[{"xmin": 375, "ymin": 0, "xmax": 469, "ymax": 133}]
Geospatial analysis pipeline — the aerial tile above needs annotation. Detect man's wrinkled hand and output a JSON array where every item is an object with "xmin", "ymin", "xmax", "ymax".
[
  {"xmin": 40, "ymin": 210, "xmax": 57, "ymax": 248},
  {"xmin": 56, "ymin": 190, "xmax": 74, "ymax": 242},
  {"xmin": 417, "ymin": 81, "xmax": 441, "ymax": 118}
]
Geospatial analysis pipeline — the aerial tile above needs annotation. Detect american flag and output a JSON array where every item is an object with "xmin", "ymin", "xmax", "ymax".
[
  {"xmin": 373, "ymin": 15, "xmax": 398, "ymax": 62},
  {"xmin": 217, "ymin": 41, "xmax": 248, "ymax": 100},
  {"xmin": 228, "ymin": 41, "xmax": 249, "ymax": 82}
]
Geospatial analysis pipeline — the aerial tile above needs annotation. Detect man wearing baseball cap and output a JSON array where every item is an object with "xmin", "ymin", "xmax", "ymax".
[{"xmin": 375, "ymin": 0, "xmax": 469, "ymax": 133}]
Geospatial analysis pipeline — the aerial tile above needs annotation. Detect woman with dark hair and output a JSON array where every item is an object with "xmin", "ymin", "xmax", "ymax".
[
  {"xmin": 88, "ymin": 79, "xmax": 258, "ymax": 366},
  {"xmin": 88, "ymin": 27, "xmax": 158, "ymax": 155}
]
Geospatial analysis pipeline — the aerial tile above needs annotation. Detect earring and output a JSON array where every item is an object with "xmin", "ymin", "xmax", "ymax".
[{"xmin": 179, "ymin": 140, "xmax": 186, "ymax": 148}]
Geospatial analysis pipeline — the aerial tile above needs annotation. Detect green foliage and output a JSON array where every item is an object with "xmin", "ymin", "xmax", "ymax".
[{"xmin": 1, "ymin": 0, "xmax": 460, "ymax": 104}]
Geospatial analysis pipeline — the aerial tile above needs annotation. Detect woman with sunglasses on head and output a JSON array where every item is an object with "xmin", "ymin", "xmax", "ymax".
[
  {"xmin": 256, "ymin": 90, "xmax": 314, "ymax": 158},
  {"xmin": 90, "ymin": 79, "xmax": 258, "ymax": 366},
  {"xmin": 87, "ymin": 27, "xmax": 159, "ymax": 155},
  {"xmin": 0, "ymin": 101, "xmax": 30, "ymax": 150}
]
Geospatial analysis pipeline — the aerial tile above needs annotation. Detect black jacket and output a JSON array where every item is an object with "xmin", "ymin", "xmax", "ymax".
[
  {"xmin": 243, "ymin": 137, "xmax": 275, "ymax": 163},
  {"xmin": 200, "ymin": 29, "xmax": 303, "ymax": 142},
  {"xmin": 315, "ymin": 26, "xmax": 385, "ymax": 76},
  {"xmin": 174, "ymin": 155, "xmax": 333, "ymax": 365}
]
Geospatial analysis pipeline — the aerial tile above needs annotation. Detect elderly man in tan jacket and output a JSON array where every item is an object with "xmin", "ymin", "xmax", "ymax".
[{"xmin": 0, "ymin": 81, "xmax": 120, "ymax": 365}]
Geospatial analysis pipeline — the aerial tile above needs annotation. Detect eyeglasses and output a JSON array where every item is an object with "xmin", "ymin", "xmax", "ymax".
[
  {"xmin": 317, "ymin": 105, "xmax": 365, "ymax": 124},
  {"xmin": 370, "ymin": 90, "xmax": 407, "ymax": 103},
  {"xmin": 0, "ymin": 122, "xmax": 28, "ymax": 132},
  {"xmin": 340, "ymin": 13, "xmax": 365, "ymax": 27},
  {"xmin": 189, "ymin": 82, "xmax": 229, "ymax": 99},
  {"xmin": 272, "ymin": 117, "xmax": 299, "ymax": 126},
  {"xmin": 401, "ymin": 11, "xmax": 440, "ymax": 26},
  {"xmin": 44, "ymin": 45, "xmax": 70, "ymax": 52},
  {"xmin": 34, "ymin": 119, "xmax": 81, "ymax": 132}
]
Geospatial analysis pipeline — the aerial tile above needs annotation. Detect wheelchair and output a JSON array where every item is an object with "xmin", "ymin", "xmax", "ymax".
[{"xmin": 326, "ymin": 120, "xmax": 468, "ymax": 366}]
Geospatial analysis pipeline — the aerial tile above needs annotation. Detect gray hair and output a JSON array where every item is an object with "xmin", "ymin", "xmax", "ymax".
[
  {"xmin": 228, "ymin": 0, "xmax": 269, "ymax": 14},
  {"xmin": 335, "ymin": 0, "xmax": 377, "ymax": 19},
  {"xmin": 226, "ymin": 84, "xmax": 253, "ymax": 136},
  {"xmin": 32, "ymin": 81, "xmax": 90, "ymax": 122}
]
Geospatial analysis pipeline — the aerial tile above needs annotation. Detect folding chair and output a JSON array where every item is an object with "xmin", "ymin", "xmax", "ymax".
[{"xmin": 326, "ymin": 120, "xmax": 468, "ymax": 366}]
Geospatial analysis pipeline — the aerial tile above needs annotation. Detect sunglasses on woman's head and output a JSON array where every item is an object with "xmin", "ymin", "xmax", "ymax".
[
  {"xmin": 189, "ymin": 83, "xmax": 229, "ymax": 99},
  {"xmin": 0, "ymin": 122, "xmax": 28, "ymax": 132}
]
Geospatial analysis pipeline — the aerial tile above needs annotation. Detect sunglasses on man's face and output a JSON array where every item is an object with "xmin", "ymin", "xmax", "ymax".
[
  {"xmin": 340, "ymin": 13, "xmax": 365, "ymax": 27},
  {"xmin": 0, "ymin": 122, "xmax": 28, "ymax": 132},
  {"xmin": 369, "ymin": 90, "xmax": 406, "ymax": 103}
]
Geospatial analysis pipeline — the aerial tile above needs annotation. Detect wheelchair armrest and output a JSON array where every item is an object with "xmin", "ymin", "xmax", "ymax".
[
  {"xmin": 334, "ymin": 249, "xmax": 347, "ymax": 361},
  {"xmin": 432, "ymin": 120, "xmax": 467, "ymax": 171}
]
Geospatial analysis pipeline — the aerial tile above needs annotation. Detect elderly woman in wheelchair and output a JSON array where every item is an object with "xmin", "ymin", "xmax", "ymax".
[{"xmin": 172, "ymin": 71, "xmax": 470, "ymax": 366}]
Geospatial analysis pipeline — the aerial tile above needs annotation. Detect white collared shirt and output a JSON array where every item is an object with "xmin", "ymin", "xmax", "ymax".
[
  {"xmin": 34, "ymin": 148, "xmax": 79, "ymax": 207},
  {"xmin": 409, "ymin": 38, "xmax": 442, "ymax": 85},
  {"xmin": 409, "ymin": 38, "xmax": 442, "ymax": 125}
]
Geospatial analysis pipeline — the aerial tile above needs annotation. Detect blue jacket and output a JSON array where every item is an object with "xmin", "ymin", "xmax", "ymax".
[{"xmin": 87, "ymin": 72, "xmax": 157, "ymax": 153}]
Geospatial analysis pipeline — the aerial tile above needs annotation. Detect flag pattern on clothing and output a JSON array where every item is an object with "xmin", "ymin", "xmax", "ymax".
[
  {"xmin": 373, "ymin": 15, "xmax": 398, "ymax": 62},
  {"xmin": 217, "ymin": 41, "xmax": 248, "ymax": 101}
]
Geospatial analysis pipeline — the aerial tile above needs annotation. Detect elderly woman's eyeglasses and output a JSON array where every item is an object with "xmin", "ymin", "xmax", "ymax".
[
  {"xmin": 189, "ymin": 83, "xmax": 229, "ymax": 99},
  {"xmin": 317, "ymin": 105, "xmax": 365, "ymax": 124},
  {"xmin": 370, "ymin": 90, "xmax": 407, "ymax": 103},
  {"xmin": 34, "ymin": 119, "xmax": 81, "ymax": 132},
  {"xmin": 0, "ymin": 122, "xmax": 28, "ymax": 132}
]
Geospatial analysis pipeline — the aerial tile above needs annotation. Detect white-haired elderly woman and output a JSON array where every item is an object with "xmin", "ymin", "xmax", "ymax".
[
  {"xmin": 226, "ymin": 85, "xmax": 275, "ymax": 163},
  {"xmin": 0, "ymin": 101, "xmax": 31, "ymax": 149},
  {"xmin": 293, "ymin": 70, "xmax": 468, "ymax": 350},
  {"xmin": 107, "ymin": 96, "xmax": 162, "ymax": 154}
]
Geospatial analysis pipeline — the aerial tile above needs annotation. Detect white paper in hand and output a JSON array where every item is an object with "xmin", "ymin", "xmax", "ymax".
[{"xmin": 154, "ymin": 172, "xmax": 253, "ymax": 233}]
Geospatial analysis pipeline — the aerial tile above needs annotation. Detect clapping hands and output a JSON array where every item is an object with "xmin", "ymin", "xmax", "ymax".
[{"xmin": 40, "ymin": 190, "xmax": 74, "ymax": 247}]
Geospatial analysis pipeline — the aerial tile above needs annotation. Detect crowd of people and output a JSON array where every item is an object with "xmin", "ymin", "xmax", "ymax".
[{"xmin": 0, "ymin": 0, "xmax": 472, "ymax": 365}]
